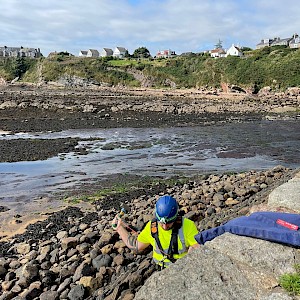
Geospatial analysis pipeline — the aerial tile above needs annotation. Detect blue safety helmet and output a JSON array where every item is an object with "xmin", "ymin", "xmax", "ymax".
[{"xmin": 155, "ymin": 195, "xmax": 178, "ymax": 224}]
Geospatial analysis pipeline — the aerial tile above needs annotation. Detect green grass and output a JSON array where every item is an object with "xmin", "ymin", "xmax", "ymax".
[
  {"xmin": 279, "ymin": 264, "xmax": 300, "ymax": 295},
  {"xmin": 108, "ymin": 59, "xmax": 137, "ymax": 67}
]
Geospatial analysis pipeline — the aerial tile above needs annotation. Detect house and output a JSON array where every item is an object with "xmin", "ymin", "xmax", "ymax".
[
  {"xmin": 256, "ymin": 34, "xmax": 300, "ymax": 49},
  {"xmin": 256, "ymin": 38, "xmax": 274, "ymax": 49},
  {"xmin": 226, "ymin": 44, "xmax": 243, "ymax": 57},
  {"xmin": 113, "ymin": 47, "xmax": 127, "ymax": 58},
  {"xmin": 289, "ymin": 33, "xmax": 300, "ymax": 48},
  {"xmin": 155, "ymin": 49, "xmax": 176, "ymax": 58},
  {"xmin": 100, "ymin": 48, "xmax": 113, "ymax": 57},
  {"xmin": 87, "ymin": 49, "xmax": 99, "ymax": 58},
  {"xmin": 79, "ymin": 50, "xmax": 88, "ymax": 57},
  {"xmin": 180, "ymin": 52, "xmax": 194, "ymax": 56},
  {"xmin": 210, "ymin": 48, "xmax": 226, "ymax": 58},
  {"xmin": 271, "ymin": 37, "xmax": 293, "ymax": 47},
  {"xmin": 0, "ymin": 46, "xmax": 42, "ymax": 58}
]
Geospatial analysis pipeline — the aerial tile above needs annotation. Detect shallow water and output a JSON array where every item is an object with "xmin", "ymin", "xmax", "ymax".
[{"xmin": 0, "ymin": 120, "xmax": 299, "ymax": 209}]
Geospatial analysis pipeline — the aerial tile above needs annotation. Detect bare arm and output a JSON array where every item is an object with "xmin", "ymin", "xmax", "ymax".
[{"xmin": 112, "ymin": 215, "xmax": 150, "ymax": 253}]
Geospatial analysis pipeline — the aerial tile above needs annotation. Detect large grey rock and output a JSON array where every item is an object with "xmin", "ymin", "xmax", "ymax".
[
  {"xmin": 68, "ymin": 284, "xmax": 86, "ymax": 300},
  {"xmin": 135, "ymin": 234, "xmax": 299, "ymax": 300},
  {"xmin": 268, "ymin": 172, "xmax": 300, "ymax": 211},
  {"xmin": 92, "ymin": 254, "xmax": 112, "ymax": 270}
]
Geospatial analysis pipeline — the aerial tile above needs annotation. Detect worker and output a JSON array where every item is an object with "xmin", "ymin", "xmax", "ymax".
[{"xmin": 112, "ymin": 195, "xmax": 200, "ymax": 269}]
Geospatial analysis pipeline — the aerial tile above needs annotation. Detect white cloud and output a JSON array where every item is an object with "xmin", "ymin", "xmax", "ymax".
[{"xmin": 0, "ymin": 0, "xmax": 299, "ymax": 56}]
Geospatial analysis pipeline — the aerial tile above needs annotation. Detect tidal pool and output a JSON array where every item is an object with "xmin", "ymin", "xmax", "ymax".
[{"xmin": 0, "ymin": 119, "xmax": 299, "ymax": 209}]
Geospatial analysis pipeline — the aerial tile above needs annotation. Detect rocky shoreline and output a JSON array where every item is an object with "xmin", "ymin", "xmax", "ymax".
[
  {"xmin": 0, "ymin": 85, "xmax": 299, "ymax": 133},
  {"xmin": 0, "ymin": 165, "xmax": 297, "ymax": 299},
  {"xmin": 0, "ymin": 85, "xmax": 299, "ymax": 163}
]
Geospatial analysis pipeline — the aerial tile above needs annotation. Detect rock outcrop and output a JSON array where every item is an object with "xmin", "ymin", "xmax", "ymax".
[{"xmin": 135, "ymin": 234, "xmax": 299, "ymax": 300}]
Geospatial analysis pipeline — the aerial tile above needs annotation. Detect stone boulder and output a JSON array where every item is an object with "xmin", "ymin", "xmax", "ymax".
[
  {"xmin": 135, "ymin": 233, "xmax": 299, "ymax": 300},
  {"xmin": 268, "ymin": 172, "xmax": 300, "ymax": 211}
]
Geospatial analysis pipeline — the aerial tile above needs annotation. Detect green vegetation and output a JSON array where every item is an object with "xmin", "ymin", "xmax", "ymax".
[
  {"xmin": 0, "ymin": 46, "xmax": 299, "ymax": 91},
  {"xmin": 132, "ymin": 47, "xmax": 151, "ymax": 59},
  {"xmin": 0, "ymin": 57, "xmax": 36, "ymax": 81},
  {"xmin": 63, "ymin": 176, "xmax": 190, "ymax": 204},
  {"xmin": 279, "ymin": 265, "xmax": 300, "ymax": 295}
]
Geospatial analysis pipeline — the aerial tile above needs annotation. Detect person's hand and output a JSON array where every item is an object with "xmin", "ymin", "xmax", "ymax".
[
  {"xmin": 111, "ymin": 214, "xmax": 122, "ymax": 230},
  {"xmin": 188, "ymin": 243, "xmax": 200, "ymax": 253}
]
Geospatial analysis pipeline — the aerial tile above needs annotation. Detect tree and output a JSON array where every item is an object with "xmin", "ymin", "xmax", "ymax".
[
  {"xmin": 124, "ymin": 50, "xmax": 130, "ymax": 58},
  {"xmin": 241, "ymin": 46, "xmax": 253, "ymax": 51},
  {"xmin": 215, "ymin": 39, "xmax": 223, "ymax": 49},
  {"xmin": 13, "ymin": 57, "xmax": 27, "ymax": 78},
  {"xmin": 132, "ymin": 47, "xmax": 151, "ymax": 59}
]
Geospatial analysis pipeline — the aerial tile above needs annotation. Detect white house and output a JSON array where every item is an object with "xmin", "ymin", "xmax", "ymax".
[
  {"xmin": 289, "ymin": 34, "xmax": 300, "ymax": 48},
  {"xmin": 210, "ymin": 48, "xmax": 226, "ymax": 58},
  {"xmin": 78, "ymin": 50, "xmax": 88, "ymax": 57},
  {"xmin": 226, "ymin": 44, "xmax": 243, "ymax": 57},
  {"xmin": 256, "ymin": 34, "xmax": 300, "ymax": 49},
  {"xmin": 87, "ymin": 49, "xmax": 99, "ymax": 57},
  {"xmin": 271, "ymin": 37, "xmax": 293, "ymax": 47},
  {"xmin": 113, "ymin": 47, "xmax": 127, "ymax": 58},
  {"xmin": 100, "ymin": 48, "xmax": 113, "ymax": 57},
  {"xmin": 156, "ymin": 49, "xmax": 176, "ymax": 58}
]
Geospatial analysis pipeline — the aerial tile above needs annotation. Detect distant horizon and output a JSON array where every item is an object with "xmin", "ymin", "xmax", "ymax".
[{"xmin": 1, "ymin": 0, "xmax": 300, "ymax": 57}]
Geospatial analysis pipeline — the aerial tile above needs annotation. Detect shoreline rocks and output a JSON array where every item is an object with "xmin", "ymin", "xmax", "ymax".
[
  {"xmin": 0, "ymin": 86, "xmax": 299, "ymax": 134},
  {"xmin": 0, "ymin": 166, "xmax": 297, "ymax": 299}
]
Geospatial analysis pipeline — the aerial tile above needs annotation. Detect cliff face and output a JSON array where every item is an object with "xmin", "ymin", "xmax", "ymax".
[{"xmin": 135, "ymin": 172, "xmax": 300, "ymax": 300}]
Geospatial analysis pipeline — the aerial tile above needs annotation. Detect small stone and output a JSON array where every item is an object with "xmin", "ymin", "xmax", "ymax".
[
  {"xmin": 79, "ymin": 275, "xmax": 103, "ymax": 290},
  {"xmin": 39, "ymin": 290, "xmax": 59, "ymax": 300},
  {"xmin": 225, "ymin": 198, "xmax": 240, "ymax": 206},
  {"xmin": 15, "ymin": 243, "xmax": 31, "ymax": 255},
  {"xmin": 56, "ymin": 231, "xmax": 68, "ymax": 240},
  {"xmin": 92, "ymin": 254, "xmax": 113, "ymax": 270},
  {"xmin": 113, "ymin": 254, "xmax": 125, "ymax": 266},
  {"xmin": 101, "ymin": 244, "xmax": 113, "ymax": 255},
  {"xmin": 61, "ymin": 237, "xmax": 79, "ymax": 250},
  {"xmin": 68, "ymin": 284, "xmax": 86, "ymax": 300}
]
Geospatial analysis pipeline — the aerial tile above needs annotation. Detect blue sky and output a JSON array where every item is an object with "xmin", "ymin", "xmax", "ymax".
[{"xmin": 1, "ymin": 0, "xmax": 300, "ymax": 57}]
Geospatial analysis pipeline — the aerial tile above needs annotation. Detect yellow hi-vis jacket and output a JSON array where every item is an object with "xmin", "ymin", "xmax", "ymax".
[{"xmin": 137, "ymin": 217, "xmax": 199, "ymax": 267}]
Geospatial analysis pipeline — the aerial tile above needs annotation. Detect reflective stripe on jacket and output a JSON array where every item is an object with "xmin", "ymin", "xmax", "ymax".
[{"xmin": 153, "ymin": 217, "xmax": 187, "ymax": 266}]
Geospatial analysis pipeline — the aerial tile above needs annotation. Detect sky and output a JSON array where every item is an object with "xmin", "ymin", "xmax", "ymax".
[{"xmin": 1, "ymin": 0, "xmax": 300, "ymax": 57}]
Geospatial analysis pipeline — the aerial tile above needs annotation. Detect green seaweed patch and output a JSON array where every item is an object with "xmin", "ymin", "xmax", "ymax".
[
  {"xmin": 279, "ymin": 264, "xmax": 300, "ymax": 295},
  {"xmin": 63, "ymin": 196, "xmax": 81, "ymax": 204},
  {"xmin": 62, "ymin": 175, "xmax": 191, "ymax": 204}
]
